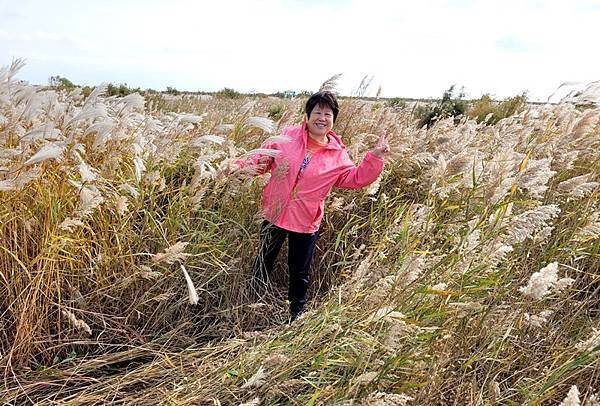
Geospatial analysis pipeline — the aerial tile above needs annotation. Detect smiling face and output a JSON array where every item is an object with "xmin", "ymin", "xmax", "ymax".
[{"xmin": 306, "ymin": 103, "xmax": 334, "ymax": 139}]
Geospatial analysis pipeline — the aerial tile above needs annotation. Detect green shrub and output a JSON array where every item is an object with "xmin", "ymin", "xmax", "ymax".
[
  {"xmin": 385, "ymin": 97, "xmax": 407, "ymax": 110},
  {"xmin": 48, "ymin": 75, "xmax": 75, "ymax": 90},
  {"xmin": 468, "ymin": 93, "xmax": 527, "ymax": 125},
  {"xmin": 267, "ymin": 104, "xmax": 286, "ymax": 121},
  {"xmin": 106, "ymin": 83, "xmax": 141, "ymax": 97},
  {"xmin": 166, "ymin": 86, "xmax": 180, "ymax": 95},
  {"xmin": 415, "ymin": 85, "xmax": 468, "ymax": 128},
  {"xmin": 215, "ymin": 87, "xmax": 241, "ymax": 99}
]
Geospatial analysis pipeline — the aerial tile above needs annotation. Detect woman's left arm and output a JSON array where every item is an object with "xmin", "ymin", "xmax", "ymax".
[{"xmin": 335, "ymin": 133, "xmax": 390, "ymax": 189}]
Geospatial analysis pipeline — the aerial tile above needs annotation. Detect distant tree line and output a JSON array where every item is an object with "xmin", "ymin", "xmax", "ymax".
[{"xmin": 46, "ymin": 75, "xmax": 531, "ymax": 125}]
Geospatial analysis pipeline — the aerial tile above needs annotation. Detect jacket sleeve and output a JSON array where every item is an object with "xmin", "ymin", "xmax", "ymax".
[
  {"xmin": 334, "ymin": 151, "xmax": 384, "ymax": 189},
  {"xmin": 234, "ymin": 126, "xmax": 297, "ymax": 175},
  {"xmin": 234, "ymin": 140, "xmax": 277, "ymax": 175}
]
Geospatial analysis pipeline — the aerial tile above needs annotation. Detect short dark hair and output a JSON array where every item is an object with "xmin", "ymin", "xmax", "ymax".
[{"xmin": 305, "ymin": 91, "xmax": 339, "ymax": 122}]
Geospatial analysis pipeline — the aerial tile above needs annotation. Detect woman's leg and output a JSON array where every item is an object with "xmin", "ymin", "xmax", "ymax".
[
  {"xmin": 287, "ymin": 230, "xmax": 319, "ymax": 320},
  {"xmin": 251, "ymin": 221, "xmax": 287, "ymax": 297}
]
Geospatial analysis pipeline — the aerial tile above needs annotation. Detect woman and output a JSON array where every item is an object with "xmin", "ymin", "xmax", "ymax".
[{"xmin": 237, "ymin": 91, "xmax": 389, "ymax": 321}]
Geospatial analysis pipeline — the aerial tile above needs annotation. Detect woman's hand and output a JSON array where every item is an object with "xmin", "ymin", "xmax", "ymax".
[
  {"xmin": 372, "ymin": 132, "xmax": 390, "ymax": 158},
  {"xmin": 256, "ymin": 155, "xmax": 273, "ymax": 173}
]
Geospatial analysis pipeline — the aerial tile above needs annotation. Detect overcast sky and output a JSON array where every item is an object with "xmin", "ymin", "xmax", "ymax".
[{"xmin": 1, "ymin": 0, "xmax": 599, "ymax": 101}]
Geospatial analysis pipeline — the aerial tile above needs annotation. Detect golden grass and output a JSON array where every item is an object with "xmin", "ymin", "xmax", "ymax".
[{"xmin": 1, "ymin": 62, "xmax": 599, "ymax": 404}]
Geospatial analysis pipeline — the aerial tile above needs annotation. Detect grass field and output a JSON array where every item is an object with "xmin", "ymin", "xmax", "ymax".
[{"xmin": 1, "ymin": 60, "xmax": 599, "ymax": 405}]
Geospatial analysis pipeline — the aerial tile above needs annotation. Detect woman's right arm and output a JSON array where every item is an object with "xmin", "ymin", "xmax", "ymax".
[{"xmin": 231, "ymin": 139, "xmax": 278, "ymax": 176}]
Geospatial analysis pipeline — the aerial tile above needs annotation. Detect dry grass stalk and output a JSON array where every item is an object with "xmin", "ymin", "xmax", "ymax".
[{"xmin": 1, "ymin": 63, "xmax": 599, "ymax": 404}]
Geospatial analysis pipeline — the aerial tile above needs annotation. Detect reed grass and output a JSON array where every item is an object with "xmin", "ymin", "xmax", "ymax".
[{"xmin": 1, "ymin": 61, "xmax": 599, "ymax": 404}]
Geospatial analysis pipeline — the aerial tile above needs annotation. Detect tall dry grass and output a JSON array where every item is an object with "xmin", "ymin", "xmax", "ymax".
[{"xmin": 1, "ymin": 61, "xmax": 599, "ymax": 404}]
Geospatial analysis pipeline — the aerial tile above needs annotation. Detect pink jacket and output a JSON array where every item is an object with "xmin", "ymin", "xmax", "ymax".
[{"xmin": 240, "ymin": 123, "xmax": 384, "ymax": 233}]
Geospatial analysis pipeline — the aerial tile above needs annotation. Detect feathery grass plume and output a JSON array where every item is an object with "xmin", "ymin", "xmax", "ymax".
[
  {"xmin": 574, "ymin": 211, "xmax": 600, "ymax": 241},
  {"xmin": 554, "ymin": 276, "xmax": 575, "ymax": 292},
  {"xmin": 240, "ymin": 100, "xmax": 256, "ymax": 114},
  {"xmin": 66, "ymin": 103, "xmax": 108, "ymax": 127},
  {"xmin": 547, "ymin": 81, "xmax": 587, "ymax": 103},
  {"xmin": 447, "ymin": 301, "xmax": 484, "ymax": 316},
  {"xmin": 524, "ymin": 310, "xmax": 553, "ymax": 328},
  {"xmin": 568, "ymin": 109, "xmax": 600, "ymax": 140},
  {"xmin": 350, "ymin": 243, "xmax": 367, "ymax": 259},
  {"xmin": 353, "ymin": 371, "xmax": 378, "ymax": 387},
  {"xmin": 559, "ymin": 385, "xmax": 581, "ymax": 406},
  {"xmin": 445, "ymin": 150, "xmax": 482, "ymax": 179},
  {"xmin": 506, "ymin": 204, "xmax": 561, "ymax": 243},
  {"xmin": 241, "ymin": 148, "xmax": 281, "ymax": 159},
  {"xmin": 191, "ymin": 156, "xmax": 220, "ymax": 189},
  {"xmin": 133, "ymin": 155, "xmax": 145, "ymax": 183},
  {"xmin": 75, "ymin": 185, "xmax": 104, "ymax": 217},
  {"xmin": 557, "ymin": 174, "xmax": 599, "ymax": 199},
  {"xmin": 13, "ymin": 84, "xmax": 37, "ymax": 107},
  {"xmin": 533, "ymin": 226, "xmax": 555, "ymax": 244},
  {"xmin": 575, "ymin": 328, "xmax": 600, "ymax": 353},
  {"xmin": 463, "ymin": 229, "xmax": 481, "ymax": 253},
  {"xmin": 138, "ymin": 265, "xmax": 162, "ymax": 281},
  {"xmin": 517, "ymin": 157, "xmax": 556, "ymax": 198},
  {"xmin": 5, "ymin": 65, "xmax": 600, "ymax": 404},
  {"xmin": 117, "ymin": 92, "xmax": 145, "ymax": 113},
  {"xmin": 244, "ymin": 116, "xmax": 275, "ymax": 134},
  {"xmin": 587, "ymin": 394, "xmax": 600, "ymax": 406},
  {"xmin": 367, "ymin": 306, "xmax": 405, "ymax": 323},
  {"xmin": 410, "ymin": 151, "xmax": 437, "ymax": 168},
  {"xmin": 384, "ymin": 320, "xmax": 418, "ymax": 353},
  {"xmin": 329, "ymin": 196, "xmax": 345, "ymax": 211},
  {"xmin": 0, "ymin": 167, "xmax": 41, "ymax": 191},
  {"xmin": 399, "ymin": 254, "xmax": 427, "ymax": 286},
  {"xmin": 366, "ymin": 174, "xmax": 382, "ymax": 195},
  {"xmin": 0, "ymin": 146, "xmax": 22, "ymax": 159},
  {"xmin": 263, "ymin": 353, "xmax": 288, "ymax": 369},
  {"xmin": 215, "ymin": 123, "xmax": 235, "ymax": 133},
  {"xmin": 408, "ymin": 204, "xmax": 430, "ymax": 232},
  {"xmin": 21, "ymin": 123, "xmax": 62, "ymax": 142},
  {"xmin": 486, "ymin": 176, "xmax": 516, "ymax": 206},
  {"xmin": 492, "ymin": 381, "xmax": 501, "ymax": 399},
  {"xmin": 319, "ymin": 73, "xmax": 342, "ymax": 93},
  {"xmin": 353, "ymin": 251, "xmax": 376, "ymax": 282},
  {"xmin": 190, "ymin": 134, "xmax": 225, "ymax": 148},
  {"xmin": 153, "ymin": 241, "xmax": 191, "ymax": 264},
  {"xmin": 114, "ymin": 195, "xmax": 129, "ymax": 216},
  {"xmin": 88, "ymin": 120, "xmax": 116, "ymax": 150},
  {"xmin": 24, "ymin": 141, "xmax": 67, "ymax": 165},
  {"xmin": 366, "ymin": 275, "xmax": 398, "ymax": 306},
  {"xmin": 177, "ymin": 113, "xmax": 206, "ymax": 124},
  {"xmin": 78, "ymin": 160, "xmax": 98, "ymax": 182},
  {"xmin": 144, "ymin": 170, "xmax": 166, "ymax": 190},
  {"xmin": 241, "ymin": 365, "xmax": 267, "ymax": 389},
  {"xmin": 0, "ymin": 57, "xmax": 26, "ymax": 82},
  {"xmin": 362, "ymin": 392, "xmax": 414, "ymax": 406},
  {"xmin": 61, "ymin": 309, "xmax": 92, "ymax": 336},
  {"xmin": 430, "ymin": 282, "xmax": 448, "ymax": 291},
  {"xmin": 59, "ymin": 217, "xmax": 85, "ymax": 232},
  {"xmin": 180, "ymin": 264, "xmax": 199, "ymax": 305},
  {"xmin": 120, "ymin": 182, "xmax": 140, "ymax": 198},
  {"xmin": 519, "ymin": 262, "xmax": 558, "ymax": 300}
]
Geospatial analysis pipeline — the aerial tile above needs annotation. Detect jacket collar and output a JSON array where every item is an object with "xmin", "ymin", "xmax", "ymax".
[{"xmin": 300, "ymin": 122, "xmax": 345, "ymax": 150}]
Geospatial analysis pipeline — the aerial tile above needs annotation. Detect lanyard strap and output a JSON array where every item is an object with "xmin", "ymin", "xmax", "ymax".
[{"xmin": 299, "ymin": 153, "xmax": 311, "ymax": 175}]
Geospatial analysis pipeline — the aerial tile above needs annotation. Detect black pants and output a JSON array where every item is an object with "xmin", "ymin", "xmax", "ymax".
[{"xmin": 252, "ymin": 221, "xmax": 318, "ymax": 319}]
